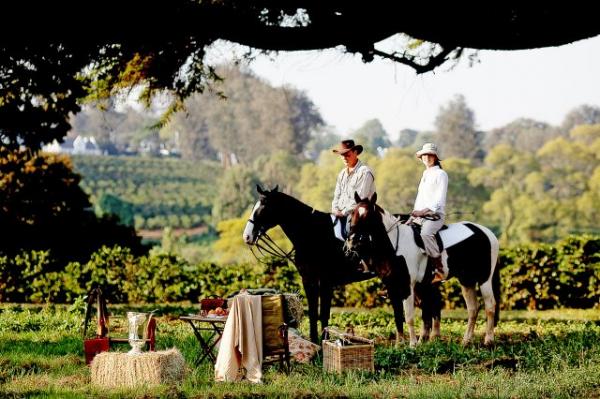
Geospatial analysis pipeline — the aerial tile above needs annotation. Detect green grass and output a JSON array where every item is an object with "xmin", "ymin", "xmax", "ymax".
[{"xmin": 1, "ymin": 305, "xmax": 599, "ymax": 398}]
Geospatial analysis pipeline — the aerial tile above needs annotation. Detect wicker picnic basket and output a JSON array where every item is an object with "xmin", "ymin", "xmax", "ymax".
[{"xmin": 322, "ymin": 327, "xmax": 374, "ymax": 373}]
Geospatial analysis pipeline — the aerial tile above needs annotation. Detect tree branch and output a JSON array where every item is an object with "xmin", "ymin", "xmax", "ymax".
[{"xmin": 372, "ymin": 46, "xmax": 458, "ymax": 74}]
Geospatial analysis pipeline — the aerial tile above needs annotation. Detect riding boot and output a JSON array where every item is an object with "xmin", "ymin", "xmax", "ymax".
[{"xmin": 431, "ymin": 256, "xmax": 445, "ymax": 284}]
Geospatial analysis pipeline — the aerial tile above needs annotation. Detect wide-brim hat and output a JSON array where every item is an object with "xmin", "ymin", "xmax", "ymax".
[
  {"xmin": 332, "ymin": 139, "xmax": 363, "ymax": 155},
  {"xmin": 415, "ymin": 142, "xmax": 441, "ymax": 160}
]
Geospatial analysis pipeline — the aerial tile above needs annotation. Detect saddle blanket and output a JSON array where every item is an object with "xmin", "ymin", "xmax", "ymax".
[{"xmin": 440, "ymin": 223, "xmax": 475, "ymax": 248}]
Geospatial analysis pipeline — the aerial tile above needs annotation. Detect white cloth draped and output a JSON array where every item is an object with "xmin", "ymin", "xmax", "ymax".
[{"xmin": 214, "ymin": 294, "xmax": 263, "ymax": 383}]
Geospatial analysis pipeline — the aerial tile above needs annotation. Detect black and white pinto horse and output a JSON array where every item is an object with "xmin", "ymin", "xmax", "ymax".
[
  {"xmin": 345, "ymin": 193, "xmax": 501, "ymax": 345},
  {"xmin": 243, "ymin": 186, "xmax": 413, "ymax": 343}
]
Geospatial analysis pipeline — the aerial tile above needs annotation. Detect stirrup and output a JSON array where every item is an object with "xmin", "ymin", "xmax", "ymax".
[{"xmin": 432, "ymin": 271, "xmax": 445, "ymax": 284}]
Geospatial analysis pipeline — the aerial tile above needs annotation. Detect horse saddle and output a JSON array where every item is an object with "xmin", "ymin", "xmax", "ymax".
[
  {"xmin": 409, "ymin": 223, "xmax": 446, "ymax": 252},
  {"xmin": 410, "ymin": 222, "xmax": 475, "ymax": 250}
]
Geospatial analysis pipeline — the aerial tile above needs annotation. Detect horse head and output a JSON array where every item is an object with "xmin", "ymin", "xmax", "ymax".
[
  {"xmin": 243, "ymin": 184, "xmax": 280, "ymax": 245},
  {"xmin": 344, "ymin": 191, "xmax": 381, "ymax": 259}
]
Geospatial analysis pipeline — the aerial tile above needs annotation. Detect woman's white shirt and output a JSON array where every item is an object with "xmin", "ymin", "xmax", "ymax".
[{"xmin": 413, "ymin": 165, "xmax": 448, "ymax": 216}]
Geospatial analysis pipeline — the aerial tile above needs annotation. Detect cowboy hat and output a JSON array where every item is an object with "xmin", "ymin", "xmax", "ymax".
[
  {"xmin": 332, "ymin": 139, "xmax": 363, "ymax": 155},
  {"xmin": 415, "ymin": 142, "xmax": 442, "ymax": 160}
]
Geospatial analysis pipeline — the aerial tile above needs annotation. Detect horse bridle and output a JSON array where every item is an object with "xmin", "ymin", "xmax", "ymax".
[{"xmin": 247, "ymin": 217, "xmax": 296, "ymax": 265}]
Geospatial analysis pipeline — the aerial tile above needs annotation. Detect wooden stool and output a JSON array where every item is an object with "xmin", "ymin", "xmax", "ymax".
[{"xmin": 91, "ymin": 348, "xmax": 185, "ymax": 388}]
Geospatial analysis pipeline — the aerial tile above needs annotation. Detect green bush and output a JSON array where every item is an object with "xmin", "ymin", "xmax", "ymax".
[
  {"xmin": 1, "ymin": 235, "xmax": 598, "ymax": 309},
  {"xmin": 0, "ymin": 250, "xmax": 54, "ymax": 303},
  {"xmin": 499, "ymin": 235, "xmax": 600, "ymax": 310}
]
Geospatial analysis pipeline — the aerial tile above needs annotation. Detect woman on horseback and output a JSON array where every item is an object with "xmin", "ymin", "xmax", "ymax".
[{"xmin": 408, "ymin": 142, "xmax": 448, "ymax": 284}]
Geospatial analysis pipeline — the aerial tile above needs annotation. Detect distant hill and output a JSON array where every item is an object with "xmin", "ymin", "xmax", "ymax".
[{"xmin": 72, "ymin": 155, "xmax": 222, "ymax": 230}]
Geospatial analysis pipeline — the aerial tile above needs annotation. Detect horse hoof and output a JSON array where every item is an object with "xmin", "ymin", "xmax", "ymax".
[
  {"xmin": 484, "ymin": 338, "xmax": 494, "ymax": 347},
  {"xmin": 461, "ymin": 339, "xmax": 471, "ymax": 346}
]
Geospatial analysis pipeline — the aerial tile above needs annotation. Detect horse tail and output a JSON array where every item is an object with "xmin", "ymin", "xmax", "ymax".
[{"xmin": 492, "ymin": 261, "xmax": 501, "ymax": 326}]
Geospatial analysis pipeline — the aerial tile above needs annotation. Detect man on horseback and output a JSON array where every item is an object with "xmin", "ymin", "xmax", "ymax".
[
  {"xmin": 407, "ymin": 142, "xmax": 448, "ymax": 284},
  {"xmin": 332, "ymin": 140, "xmax": 375, "ymax": 273}
]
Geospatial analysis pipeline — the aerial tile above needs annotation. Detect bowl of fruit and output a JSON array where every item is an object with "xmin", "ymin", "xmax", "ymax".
[{"xmin": 206, "ymin": 306, "xmax": 228, "ymax": 317}]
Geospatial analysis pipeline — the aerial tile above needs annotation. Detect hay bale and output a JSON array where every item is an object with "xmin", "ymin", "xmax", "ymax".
[
  {"xmin": 284, "ymin": 293, "xmax": 304, "ymax": 325},
  {"xmin": 91, "ymin": 348, "xmax": 185, "ymax": 388}
]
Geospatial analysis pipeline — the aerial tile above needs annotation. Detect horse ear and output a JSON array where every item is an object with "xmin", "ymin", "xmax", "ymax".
[
  {"xmin": 370, "ymin": 192, "xmax": 377, "ymax": 204},
  {"xmin": 354, "ymin": 191, "xmax": 362, "ymax": 203},
  {"xmin": 273, "ymin": 185, "xmax": 279, "ymax": 192},
  {"xmin": 257, "ymin": 185, "xmax": 265, "ymax": 195}
]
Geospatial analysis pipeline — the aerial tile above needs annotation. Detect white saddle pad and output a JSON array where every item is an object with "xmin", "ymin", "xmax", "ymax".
[{"xmin": 439, "ymin": 222, "xmax": 475, "ymax": 248}]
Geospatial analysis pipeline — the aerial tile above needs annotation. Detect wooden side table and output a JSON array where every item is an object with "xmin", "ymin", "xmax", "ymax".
[{"xmin": 180, "ymin": 315, "xmax": 227, "ymax": 364}]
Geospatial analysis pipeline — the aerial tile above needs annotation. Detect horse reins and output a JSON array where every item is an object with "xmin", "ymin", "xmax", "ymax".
[
  {"xmin": 247, "ymin": 218, "xmax": 296, "ymax": 265},
  {"xmin": 253, "ymin": 233, "xmax": 296, "ymax": 264}
]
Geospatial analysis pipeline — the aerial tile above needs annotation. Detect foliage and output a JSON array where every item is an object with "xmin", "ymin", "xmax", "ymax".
[
  {"xmin": 434, "ymin": 94, "xmax": 484, "ymax": 162},
  {"xmin": 395, "ymin": 128, "xmax": 418, "ymax": 148},
  {"xmin": 303, "ymin": 126, "xmax": 340, "ymax": 161},
  {"xmin": 485, "ymin": 118, "xmax": 561, "ymax": 152},
  {"xmin": 3, "ymin": 233, "xmax": 598, "ymax": 310},
  {"xmin": 352, "ymin": 118, "xmax": 391, "ymax": 153},
  {"xmin": 442, "ymin": 157, "xmax": 489, "ymax": 223},
  {"xmin": 212, "ymin": 166, "xmax": 260, "ymax": 223},
  {"xmin": 70, "ymin": 109, "xmax": 600, "ymax": 243},
  {"xmin": 373, "ymin": 147, "xmax": 421, "ymax": 212},
  {"xmin": 561, "ymin": 104, "xmax": 600, "ymax": 134},
  {"xmin": 472, "ymin": 125, "xmax": 600, "ymax": 243},
  {"xmin": 500, "ymin": 235, "xmax": 600, "ymax": 310},
  {"xmin": 470, "ymin": 144, "xmax": 540, "ymax": 243},
  {"xmin": 73, "ymin": 154, "xmax": 220, "ymax": 230},
  {"xmin": 70, "ymin": 101, "xmax": 161, "ymax": 154},
  {"xmin": 95, "ymin": 193, "xmax": 135, "ymax": 226},
  {"xmin": 295, "ymin": 150, "xmax": 341, "ymax": 212},
  {"xmin": 253, "ymin": 150, "xmax": 307, "ymax": 195},
  {"xmin": 0, "ymin": 250, "xmax": 53, "ymax": 303},
  {"xmin": 164, "ymin": 66, "xmax": 323, "ymax": 165},
  {"xmin": 0, "ymin": 148, "xmax": 144, "ymax": 265},
  {"xmin": 1, "ymin": 3, "xmax": 598, "ymax": 159}
]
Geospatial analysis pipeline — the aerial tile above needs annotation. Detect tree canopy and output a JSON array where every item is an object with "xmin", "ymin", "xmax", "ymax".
[{"xmin": 1, "ymin": 3, "xmax": 598, "ymax": 150}]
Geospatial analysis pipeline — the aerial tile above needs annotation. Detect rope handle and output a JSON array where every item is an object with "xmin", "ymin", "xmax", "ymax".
[{"xmin": 323, "ymin": 326, "xmax": 374, "ymax": 345}]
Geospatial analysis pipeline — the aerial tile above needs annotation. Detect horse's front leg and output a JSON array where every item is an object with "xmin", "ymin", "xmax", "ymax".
[
  {"xmin": 383, "ymin": 277, "xmax": 405, "ymax": 347},
  {"xmin": 431, "ymin": 317, "xmax": 441, "ymax": 340},
  {"xmin": 429, "ymin": 282, "xmax": 443, "ymax": 341},
  {"xmin": 303, "ymin": 280, "xmax": 320, "ymax": 343},
  {"xmin": 319, "ymin": 284, "xmax": 332, "ymax": 338},
  {"xmin": 461, "ymin": 285, "xmax": 479, "ymax": 345},
  {"xmin": 403, "ymin": 284, "xmax": 418, "ymax": 347},
  {"xmin": 416, "ymin": 283, "xmax": 433, "ymax": 343}
]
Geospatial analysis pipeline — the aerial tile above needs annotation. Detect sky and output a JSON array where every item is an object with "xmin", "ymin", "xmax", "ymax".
[{"xmin": 207, "ymin": 35, "xmax": 600, "ymax": 141}]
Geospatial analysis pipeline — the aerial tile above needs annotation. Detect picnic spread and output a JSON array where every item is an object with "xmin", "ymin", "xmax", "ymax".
[{"xmin": 82, "ymin": 287, "xmax": 344, "ymax": 387}]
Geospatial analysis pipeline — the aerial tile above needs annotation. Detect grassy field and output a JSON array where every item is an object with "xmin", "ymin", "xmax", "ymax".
[{"xmin": 0, "ymin": 304, "xmax": 599, "ymax": 398}]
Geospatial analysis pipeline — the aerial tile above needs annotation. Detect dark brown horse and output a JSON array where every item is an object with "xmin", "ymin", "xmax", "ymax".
[{"xmin": 243, "ymin": 186, "xmax": 412, "ymax": 343}]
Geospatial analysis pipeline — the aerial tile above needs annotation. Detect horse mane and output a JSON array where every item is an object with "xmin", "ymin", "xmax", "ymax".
[
  {"xmin": 374, "ymin": 204, "xmax": 401, "ymax": 232},
  {"xmin": 272, "ymin": 191, "xmax": 325, "ymax": 215}
]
